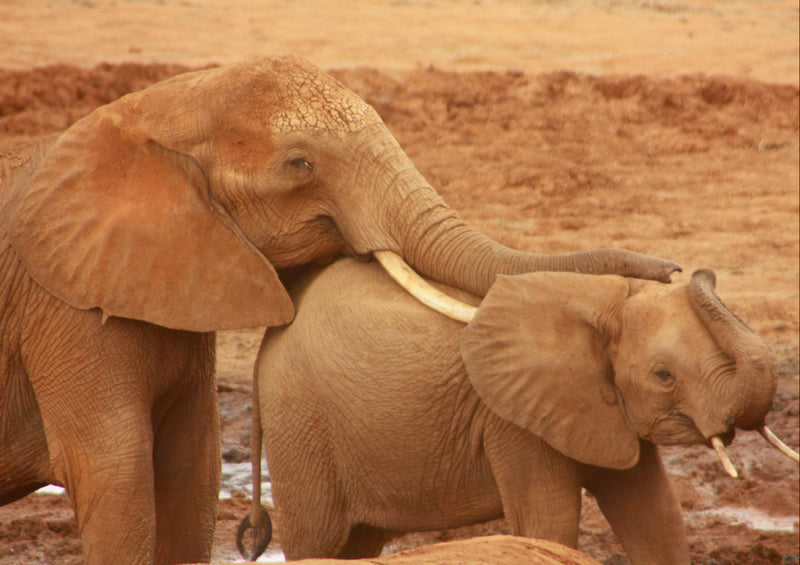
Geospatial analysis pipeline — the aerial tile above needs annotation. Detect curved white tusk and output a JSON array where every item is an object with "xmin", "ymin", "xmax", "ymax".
[
  {"xmin": 759, "ymin": 426, "xmax": 800, "ymax": 463},
  {"xmin": 374, "ymin": 251, "xmax": 477, "ymax": 323},
  {"xmin": 710, "ymin": 436, "xmax": 739, "ymax": 478}
]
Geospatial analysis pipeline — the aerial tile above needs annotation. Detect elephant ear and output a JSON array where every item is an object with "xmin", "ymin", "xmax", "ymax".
[
  {"xmin": 460, "ymin": 272, "xmax": 639, "ymax": 469},
  {"xmin": 2, "ymin": 77, "xmax": 294, "ymax": 332}
]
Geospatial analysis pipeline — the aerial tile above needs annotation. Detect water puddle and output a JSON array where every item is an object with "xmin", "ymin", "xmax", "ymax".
[
  {"xmin": 219, "ymin": 460, "xmax": 273, "ymax": 503},
  {"xmin": 689, "ymin": 506, "xmax": 799, "ymax": 533},
  {"xmin": 255, "ymin": 549, "xmax": 286, "ymax": 562},
  {"xmin": 34, "ymin": 483, "xmax": 66, "ymax": 495},
  {"xmin": 35, "ymin": 461, "xmax": 273, "ymax": 503}
]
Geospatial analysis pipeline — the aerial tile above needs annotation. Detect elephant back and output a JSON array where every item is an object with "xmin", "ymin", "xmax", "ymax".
[
  {"xmin": 1, "ymin": 136, "xmax": 59, "ymax": 213},
  {"xmin": 1, "ymin": 136, "xmax": 63, "ymax": 330},
  {"xmin": 285, "ymin": 257, "xmax": 481, "ymax": 321}
]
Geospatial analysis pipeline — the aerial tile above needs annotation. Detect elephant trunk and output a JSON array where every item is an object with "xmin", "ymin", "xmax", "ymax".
[
  {"xmin": 688, "ymin": 269, "xmax": 777, "ymax": 432},
  {"xmin": 687, "ymin": 269, "xmax": 799, "ymax": 475},
  {"xmin": 386, "ymin": 176, "xmax": 680, "ymax": 299}
]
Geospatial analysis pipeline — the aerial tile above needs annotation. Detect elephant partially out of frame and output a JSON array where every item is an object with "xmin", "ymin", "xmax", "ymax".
[
  {"xmin": 243, "ymin": 258, "xmax": 797, "ymax": 564},
  {"xmin": 0, "ymin": 54, "xmax": 681, "ymax": 565}
]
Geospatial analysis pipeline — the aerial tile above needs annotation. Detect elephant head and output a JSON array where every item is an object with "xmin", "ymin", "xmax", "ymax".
[
  {"xmin": 2, "ymin": 54, "xmax": 680, "ymax": 332},
  {"xmin": 458, "ymin": 269, "xmax": 797, "ymax": 475}
]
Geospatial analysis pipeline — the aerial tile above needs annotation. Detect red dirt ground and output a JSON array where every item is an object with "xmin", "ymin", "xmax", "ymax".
[{"xmin": 1, "ymin": 1, "xmax": 797, "ymax": 564}]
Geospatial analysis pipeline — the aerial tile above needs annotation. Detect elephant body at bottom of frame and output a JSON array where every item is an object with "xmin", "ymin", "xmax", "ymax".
[
  {"xmin": 224, "ymin": 535, "xmax": 602, "ymax": 565},
  {"xmin": 255, "ymin": 258, "xmax": 780, "ymax": 564}
]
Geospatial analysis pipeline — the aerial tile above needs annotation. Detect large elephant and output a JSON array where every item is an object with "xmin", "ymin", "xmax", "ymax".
[
  {"xmin": 0, "ymin": 54, "xmax": 681, "ymax": 565},
  {"xmin": 245, "ymin": 258, "xmax": 797, "ymax": 564}
]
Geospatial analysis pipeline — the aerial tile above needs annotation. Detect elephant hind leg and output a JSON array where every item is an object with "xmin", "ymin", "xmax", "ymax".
[
  {"xmin": 267, "ymin": 445, "xmax": 353, "ymax": 559},
  {"xmin": 336, "ymin": 523, "xmax": 391, "ymax": 559},
  {"xmin": 263, "ymin": 386, "xmax": 355, "ymax": 558},
  {"xmin": 277, "ymin": 504, "xmax": 352, "ymax": 560}
]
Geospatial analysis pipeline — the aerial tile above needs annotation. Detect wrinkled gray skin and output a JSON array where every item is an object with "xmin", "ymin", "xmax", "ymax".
[
  {"xmin": 0, "ymin": 54, "xmax": 679, "ymax": 565},
  {"xmin": 253, "ymin": 258, "xmax": 777, "ymax": 564}
]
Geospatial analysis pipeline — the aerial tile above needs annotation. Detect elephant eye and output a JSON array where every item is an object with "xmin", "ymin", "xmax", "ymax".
[
  {"xmin": 655, "ymin": 370, "xmax": 676, "ymax": 385},
  {"xmin": 288, "ymin": 156, "xmax": 313, "ymax": 173}
]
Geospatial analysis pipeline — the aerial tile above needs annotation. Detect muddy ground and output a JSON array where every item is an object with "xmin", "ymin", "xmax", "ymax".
[{"xmin": 0, "ymin": 1, "xmax": 798, "ymax": 563}]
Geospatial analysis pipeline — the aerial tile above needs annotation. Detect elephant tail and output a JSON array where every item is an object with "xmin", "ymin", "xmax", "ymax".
[
  {"xmin": 236, "ymin": 336, "xmax": 272, "ymax": 560},
  {"xmin": 236, "ymin": 506, "xmax": 271, "ymax": 561}
]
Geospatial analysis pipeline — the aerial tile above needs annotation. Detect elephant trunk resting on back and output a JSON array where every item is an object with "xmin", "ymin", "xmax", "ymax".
[{"xmin": 242, "ymin": 258, "xmax": 797, "ymax": 564}]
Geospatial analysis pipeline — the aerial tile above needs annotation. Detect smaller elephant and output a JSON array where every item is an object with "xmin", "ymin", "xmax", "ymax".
[{"xmin": 242, "ymin": 258, "xmax": 797, "ymax": 563}]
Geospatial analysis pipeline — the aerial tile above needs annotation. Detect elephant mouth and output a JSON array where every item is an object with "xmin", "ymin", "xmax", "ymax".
[
  {"xmin": 643, "ymin": 412, "xmax": 707, "ymax": 445},
  {"xmin": 264, "ymin": 215, "xmax": 348, "ymax": 269},
  {"xmin": 347, "ymin": 247, "xmax": 373, "ymax": 263},
  {"xmin": 708, "ymin": 428, "xmax": 736, "ymax": 447},
  {"xmin": 648, "ymin": 413, "xmax": 797, "ymax": 480},
  {"xmin": 651, "ymin": 413, "xmax": 740, "ymax": 478}
]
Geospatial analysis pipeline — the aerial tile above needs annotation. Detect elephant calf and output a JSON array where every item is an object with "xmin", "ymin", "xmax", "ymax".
[{"xmin": 244, "ymin": 258, "xmax": 795, "ymax": 564}]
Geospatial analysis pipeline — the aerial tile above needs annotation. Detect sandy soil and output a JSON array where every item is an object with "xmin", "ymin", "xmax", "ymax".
[{"xmin": 0, "ymin": 1, "xmax": 797, "ymax": 564}]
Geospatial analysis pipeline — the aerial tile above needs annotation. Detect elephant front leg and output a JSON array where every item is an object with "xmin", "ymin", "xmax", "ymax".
[
  {"xmin": 485, "ymin": 423, "xmax": 584, "ymax": 547},
  {"xmin": 41, "ymin": 400, "xmax": 158, "ymax": 565},
  {"xmin": 152, "ymin": 349, "xmax": 220, "ymax": 565},
  {"xmin": 584, "ymin": 441, "xmax": 690, "ymax": 565},
  {"xmin": 0, "ymin": 353, "xmax": 54, "ymax": 505},
  {"xmin": 24, "ymin": 311, "xmax": 174, "ymax": 565}
]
